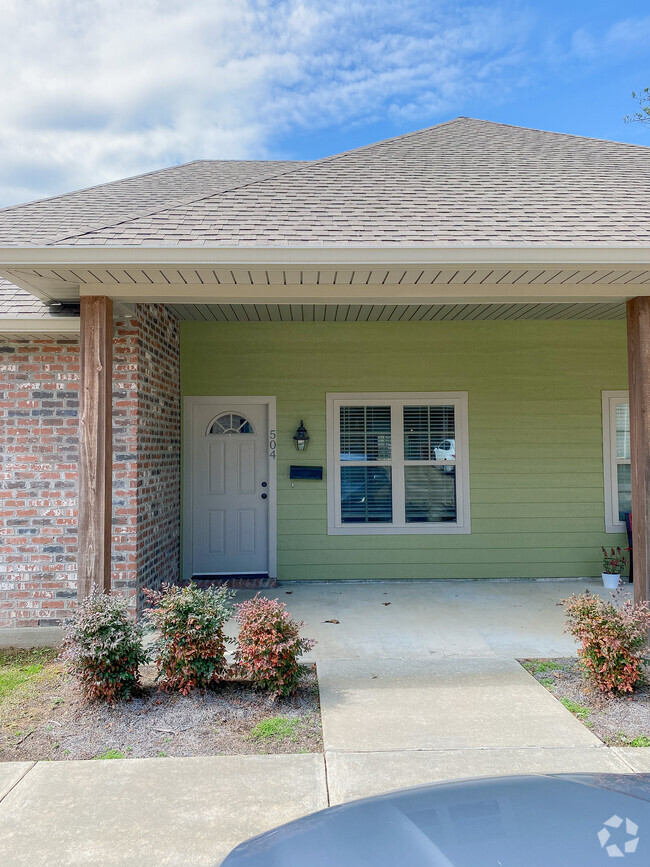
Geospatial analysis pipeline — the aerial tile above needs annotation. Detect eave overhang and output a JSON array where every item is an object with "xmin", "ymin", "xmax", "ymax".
[{"xmin": 1, "ymin": 245, "xmax": 650, "ymax": 306}]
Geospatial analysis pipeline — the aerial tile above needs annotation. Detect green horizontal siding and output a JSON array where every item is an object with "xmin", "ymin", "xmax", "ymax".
[{"xmin": 181, "ymin": 320, "xmax": 628, "ymax": 581}]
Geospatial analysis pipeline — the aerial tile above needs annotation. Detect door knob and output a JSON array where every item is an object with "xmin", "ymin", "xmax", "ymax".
[{"xmin": 261, "ymin": 493, "xmax": 268, "ymax": 499}]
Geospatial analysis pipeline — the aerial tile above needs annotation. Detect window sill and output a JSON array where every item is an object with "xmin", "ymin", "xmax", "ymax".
[
  {"xmin": 605, "ymin": 523, "xmax": 627, "ymax": 534},
  {"xmin": 327, "ymin": 523, "xmax": 471, "ymax": 536}
]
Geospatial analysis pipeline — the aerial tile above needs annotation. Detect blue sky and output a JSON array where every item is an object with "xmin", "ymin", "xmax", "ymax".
[{"xmin": 0, "ymin": 0, "xmax": 649, "ymax": 207}]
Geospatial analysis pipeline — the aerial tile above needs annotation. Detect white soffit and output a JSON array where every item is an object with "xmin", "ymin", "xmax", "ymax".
[{"xmin": 2, "ymin": 258, "xmax": 650, "ymax": 305}]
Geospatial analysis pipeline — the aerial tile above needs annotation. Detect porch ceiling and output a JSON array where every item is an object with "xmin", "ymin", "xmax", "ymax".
[{"xmin": 168, "ymin": 301, "xmax": 626, "ymax": 322}]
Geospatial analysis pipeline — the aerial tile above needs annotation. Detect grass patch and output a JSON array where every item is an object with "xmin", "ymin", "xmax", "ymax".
[
  {"xmin": 560, "ymin": 697, "xmax": 591, "ymax": 722},
  {"xmin": 539, "ymin": 677, "xmax": 555, "ymax": 688},
  {"xmin": 521, "ymin": 659, "xmax": 566, "ymax": 675},
  {"xmin": 0, "ymin": 648, "xmax": 59, "ymax": 703},
  {"xmin": 93, "ymin": 749, "xmax": 126, "ymax": 760},
  {"xmin": 250, "ymin": 716, "xmax": 301, "ymax": 743},
  {"xmin": 614, "ymin": 733, "xmax": 650, "ymax": 748},
  {"xmin": 0, "ymin": 664, "xmax": 43, "ymax": 700}
]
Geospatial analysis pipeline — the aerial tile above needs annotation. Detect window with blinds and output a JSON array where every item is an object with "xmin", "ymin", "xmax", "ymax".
[
  {"xmin": 602, "ymin": 391, "xmax": 631, "ymax": 533},
  {"xmin": 327, "ymin": 393, "xmax": 470, "ymax": 535}
]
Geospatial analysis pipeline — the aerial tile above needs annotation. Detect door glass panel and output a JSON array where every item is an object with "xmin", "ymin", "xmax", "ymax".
[
  {"xmin": 404, "ymin": 405, "xmax": 455, "ymax": 461},
  {"xmin": 615, "ymin": 403, "xmax": 630, "ymax": 460},
  {"xmin": 209, "ymin": 413, "xmax": 254, "ymax": 435},
  {"xmin": 405, "ymin": 466, "xmax": 457, "ymax": 523},
  {"xmin": 340, "ymin": 406, "xmax": 391, "ymax": 461},
  {"xmin": 341, "ymin": 466, "xmax": 392, "ymax": 523},
  {"xmin": 617, "ymin": 463, "xmax": 631, "ymax": 521}
]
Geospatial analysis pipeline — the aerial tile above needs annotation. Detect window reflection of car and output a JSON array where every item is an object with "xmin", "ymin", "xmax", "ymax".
[
  {"xmin": 433, "ymin": 438, "xmax": 455, "ymax": 471},
  {"xmin": 340, "ymin": 454, "xmax": 391, "ymax": 522}
]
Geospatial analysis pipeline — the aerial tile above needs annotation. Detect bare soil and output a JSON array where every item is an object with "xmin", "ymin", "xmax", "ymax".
[
  {"xmin": 520, "ymin": 657, "xmax": 650, "ymax": 746},
  {"xmin": 0, "ymin": 649, "xmax": 322, "ymax": 761}
]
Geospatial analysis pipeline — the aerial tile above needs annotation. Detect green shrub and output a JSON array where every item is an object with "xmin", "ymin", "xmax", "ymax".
[
  {"xmin": 234, "ymin": 595, "xmax": 315, "ymax": 697},
  {"xmin": 144, "ymin": 583, "xmax": 234, "ymax": 695},
  {"xmin": 63, "ymin": 590, "xmax": 147, "ymax": 703},
  {"xmin": 562, "ymin": 590, "xmax": 650, "ymax": 694}
]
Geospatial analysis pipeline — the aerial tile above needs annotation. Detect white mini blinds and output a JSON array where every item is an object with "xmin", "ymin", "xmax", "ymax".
[
  {"xmin": 602, "ymin": 391, "xmax": 630, "ymax": 533},
  {"xmin": 327, "ymin": 393, "xmax": 471, "ymax": 535}
]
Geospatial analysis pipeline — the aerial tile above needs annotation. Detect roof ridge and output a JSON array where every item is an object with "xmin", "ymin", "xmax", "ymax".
[
  {"xmin": 454, "ymin": 116, "xmax": 650, "ymax": 150},
  {"xmin": 49, "ymin": 118, "xmax": 468, "ymax": 246}
]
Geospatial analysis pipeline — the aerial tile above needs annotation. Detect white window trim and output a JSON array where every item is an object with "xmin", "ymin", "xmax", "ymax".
[
  {"xmin": 602, "ymin": 390, "xmax": 630, "ymax": 534},
  {"xmin": 326, "ymin": 392, "xmax": 471, "ymax": 535}
]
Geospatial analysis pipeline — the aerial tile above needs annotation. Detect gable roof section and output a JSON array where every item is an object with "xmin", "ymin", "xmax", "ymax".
[{"xmin": 0, "ymin": 159, "xmax": 308, "ymax": 247}]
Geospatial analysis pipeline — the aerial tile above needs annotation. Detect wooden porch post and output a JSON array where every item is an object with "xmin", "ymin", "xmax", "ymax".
[
  {"xmin": 78, "ymin": 296, "xmax": 113, "ymax": 599},
  {"xmin": 627, "ymin": 296, "xmax": 650, "ymax": 605}
]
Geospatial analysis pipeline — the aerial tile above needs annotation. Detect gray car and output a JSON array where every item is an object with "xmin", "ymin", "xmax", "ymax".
[{"xmin": 222, "ymin": 773, "xmax": 650, "ymax": 866}]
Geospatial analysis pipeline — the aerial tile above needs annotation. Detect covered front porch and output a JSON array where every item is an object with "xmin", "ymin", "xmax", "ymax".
[{"xmin": 2, "ymin": 245, "xmax": 650, "ymax": 613}]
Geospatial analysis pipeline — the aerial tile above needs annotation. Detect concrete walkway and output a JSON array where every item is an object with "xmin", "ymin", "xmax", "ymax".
[
  {"xmin": 316, "ymin": 655, "xmax": 637, "ymax": 805},
  {"xmin": 0, "ymin": 578, "xmax": 644, "ymax": 865}
]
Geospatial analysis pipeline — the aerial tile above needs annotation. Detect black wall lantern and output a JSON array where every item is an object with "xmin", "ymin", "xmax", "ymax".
[{"xmin": 293, "ymin": 420, "xmax": 310, "ymax": 451}]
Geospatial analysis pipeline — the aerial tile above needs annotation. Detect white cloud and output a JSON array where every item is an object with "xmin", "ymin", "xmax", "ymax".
[{"xmin": 0, "ymin": 0, "xmax": 534, "ymax": 206}]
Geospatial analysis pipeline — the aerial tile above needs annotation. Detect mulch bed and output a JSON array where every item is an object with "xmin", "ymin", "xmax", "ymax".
[
  {"xmin": 520, "ymin": 657, "xmax": 650, "ymax": 746},
  {"xmin": 0, "ymin": 650, "xmax": 322, "ymax": 761}
]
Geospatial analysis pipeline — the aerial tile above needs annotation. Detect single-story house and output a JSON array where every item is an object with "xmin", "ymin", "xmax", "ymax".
[{"xmin": 1, "ymin": 116, "xmax": 649, "ymax": 627}]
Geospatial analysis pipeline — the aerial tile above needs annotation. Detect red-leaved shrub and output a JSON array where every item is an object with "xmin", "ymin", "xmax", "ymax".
[
  {"xmin": 234, "ymin": 595, "xmax": 315, "ymax": 696},
  {"xmin": 63, "ymin": 589, "xmax": 148, "ymax": 702},
  {"xmin": 144, "ymin": 583, "xmax": 234, "ymax": 695},
  {"xmin": 563, "ymin": 590, "xmax": 650, "ymax": 694}
]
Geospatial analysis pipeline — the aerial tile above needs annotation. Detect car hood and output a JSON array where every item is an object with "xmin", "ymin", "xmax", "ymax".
[{"xmin": 222, "ymin": 773, "xmax": 650, "ymax": 867}]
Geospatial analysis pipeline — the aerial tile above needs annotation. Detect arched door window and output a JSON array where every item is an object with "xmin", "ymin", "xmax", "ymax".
[{"xmin": 207, "ymin": 413, "xmax": 255, "ymax": 435}]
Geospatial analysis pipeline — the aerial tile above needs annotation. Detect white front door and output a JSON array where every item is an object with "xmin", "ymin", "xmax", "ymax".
[{"xmin": 190, "ymin": 400, "xmax": 270, "ymax": 575}]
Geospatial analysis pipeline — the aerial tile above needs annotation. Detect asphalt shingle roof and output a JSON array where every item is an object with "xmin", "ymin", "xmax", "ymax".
[
  {"xmin": 0, "ymin": 159, "xmax": 307, "ymax": 247},
  {"xmin": 0, "ymin": 117, "xmax": 648, "ymax": 249},
  {"xmin": 0, "ymin": 278, "xmax": 53, "ymax": 318}
]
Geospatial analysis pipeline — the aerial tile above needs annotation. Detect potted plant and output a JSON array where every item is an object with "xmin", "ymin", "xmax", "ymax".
[{"xmin": 601, "ymin": 547, "xmax": 628, "ymax": 589}]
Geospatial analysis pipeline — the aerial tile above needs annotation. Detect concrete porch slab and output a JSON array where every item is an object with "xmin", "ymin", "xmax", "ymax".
[
  {"xmin": 0, "ymin": 754, "xmax": 327, "ymax": 866},
  {"xmin": 317, "ymin": 657, "xmax": 601, "ymax": 752},
  {"xmin": 326, "ymin": 747, "xmax": 632, "ymax": 805},
  {"xmin": 611, "ymin": 748, "xmax": 650, "ymax": 772},
  {"xmin": 0, "ymin": 762, "xmax": 33, "ymax": 802},
  {"xmin": 232, "ymin": 579, "xmax": 600, "ymax": 661}
]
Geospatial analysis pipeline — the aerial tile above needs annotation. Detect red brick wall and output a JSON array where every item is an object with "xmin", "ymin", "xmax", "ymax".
[
  {"xmin": 0, "ymin": 303, "xmax": 180, "ymax": 627},
  {"xmin": 133, "ymin": 304, "xmax": 181, "ymax": 612},
  {"xmin": 0, "ymin": 338, "xmax": 80, "ymax": 626}
]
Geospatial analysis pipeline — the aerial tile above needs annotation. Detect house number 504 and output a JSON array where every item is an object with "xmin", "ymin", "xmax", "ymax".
[{"xmin": 269, "ymin": 430, "xmax": 277, "ymax": 459}]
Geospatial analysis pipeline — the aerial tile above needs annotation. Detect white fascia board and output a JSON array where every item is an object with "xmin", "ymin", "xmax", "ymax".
[
  {"xmin": 0, "ymin": 317, "xmax": 80, "ymax": 333},
  {"xmin": 1, "ymin": 245, "xmax": 650, "ymax": 268}
]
